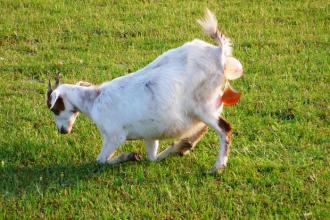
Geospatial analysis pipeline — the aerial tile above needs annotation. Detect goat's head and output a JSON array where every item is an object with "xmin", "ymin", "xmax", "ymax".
[{"xmin": 47, "ymin": 75, "xmax": 79, "ymax": 134}]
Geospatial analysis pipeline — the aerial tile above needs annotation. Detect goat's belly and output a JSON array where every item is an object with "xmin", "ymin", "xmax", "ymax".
[{"xmin": 124, "ymin": 118, "xmax": 200, "ymax": 140}]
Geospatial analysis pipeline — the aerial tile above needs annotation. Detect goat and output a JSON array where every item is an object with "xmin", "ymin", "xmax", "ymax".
[{"xmin": 47, "ymin": 9, "xmax": 243, "ymax": 173}]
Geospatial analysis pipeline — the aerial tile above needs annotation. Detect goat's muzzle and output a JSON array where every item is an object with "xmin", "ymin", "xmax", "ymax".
[{"xmin": 59, "ymin": 127, "xmax": 69, "ymax": 134}]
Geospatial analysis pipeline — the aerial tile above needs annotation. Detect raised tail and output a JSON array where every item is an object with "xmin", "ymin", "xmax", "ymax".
[
  {"xmin": 198, "ymin": 9, "xmax": 243, "ymax": 107},
  {"xmin": 197, "ymin": 9, "xmax": 232, "ymax": 57}
]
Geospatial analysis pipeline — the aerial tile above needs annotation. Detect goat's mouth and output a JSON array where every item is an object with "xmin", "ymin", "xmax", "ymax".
[{"xmin": 59, "ymin": 127, "xmax": 70, "ymax": 134}]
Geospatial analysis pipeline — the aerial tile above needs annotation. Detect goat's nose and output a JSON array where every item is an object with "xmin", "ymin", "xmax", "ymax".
[{"xmin": 59, "ymin": 127, "xmax": 68, "ymax": 134}]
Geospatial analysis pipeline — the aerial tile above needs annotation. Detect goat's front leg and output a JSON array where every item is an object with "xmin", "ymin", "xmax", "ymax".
[
  {"xmin": 145, "ymin": 139, "xmax": 159, "ymax": 161},
  {"xmin": 96, "ymin": 132, "xmax": 124, "ymax": 164},
  {"xmin": 96, "ymin": 131, "xmax": 141, "ymax": 165}
]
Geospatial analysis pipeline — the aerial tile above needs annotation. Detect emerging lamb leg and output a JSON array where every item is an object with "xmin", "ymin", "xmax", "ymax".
[
  {"xmin": 157, "ymin": 124, "xmax": 208, "ymax": 161},
  {"xmin": 176, "ymin": 125, "xmax": 208, "ymax": 156}
]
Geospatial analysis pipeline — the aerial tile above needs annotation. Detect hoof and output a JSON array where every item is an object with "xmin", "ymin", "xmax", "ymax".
[
  {"xmin": 178, "ymin": 150, "xmax": 190, "ymax": 157},
  {"xmin": 178, "ymin": 149, "xmax": 190, "ymax": 156},
  {"xmin": 178, "ymin": 141, "xmax": 192, "ymax": 156},
  {"xmin": 207, "ymin": 165, "xmax": 226, "ymax": 174},
  {"xmin": 96, "ymin": 156, "xmax": 107, "ymax": 164},
  {"xmin": 128, "ymin": 152, "xmax": 141, "ymax": 161}
]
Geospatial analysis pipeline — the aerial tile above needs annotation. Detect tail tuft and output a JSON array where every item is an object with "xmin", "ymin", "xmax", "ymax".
[
  {"xmin": 197, "ymin": 9, "xmax": 232, "ymax": 56},
  {"xmin": 197, "ymin": 9, "xmax": 218, "ymax": 39}
]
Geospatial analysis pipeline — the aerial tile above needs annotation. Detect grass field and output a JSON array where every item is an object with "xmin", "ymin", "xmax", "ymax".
[{"xmin": 0, "ymin": 0, "xmax": 329, "ymax": 219}]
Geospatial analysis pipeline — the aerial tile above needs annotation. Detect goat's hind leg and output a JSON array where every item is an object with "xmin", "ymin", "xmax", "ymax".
[{"xmin": 198, "ymin": 114, "xmax": 232, "ymax": 173}]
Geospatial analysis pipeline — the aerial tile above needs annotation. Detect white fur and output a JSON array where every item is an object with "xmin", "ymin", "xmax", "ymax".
[
  {"xmin": 48, "ymin": 9, "xmax": 242, "ymax": 173},
  {"xmin": 197, "ymin": 9, "xmax": 232, "ymax": 57},
  {"xmin": 197, "ymin": 9, "xmax": 218, "ymax": 38}
]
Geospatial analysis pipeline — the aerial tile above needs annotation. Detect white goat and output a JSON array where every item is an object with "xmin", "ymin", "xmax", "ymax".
[{"xmin": 47, "ymin": 9, "xmax": 243, "ymax": 173}]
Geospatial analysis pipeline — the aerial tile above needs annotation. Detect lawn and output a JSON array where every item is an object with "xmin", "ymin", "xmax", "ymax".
[{"xmin": 0, "ymin": 0, "xmax": 329, "ymax": 219}]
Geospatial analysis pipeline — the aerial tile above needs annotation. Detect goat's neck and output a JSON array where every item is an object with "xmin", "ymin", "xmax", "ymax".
[{"xmin": 62, "ymin": 84, "xmax": 99, "ymax": 117}]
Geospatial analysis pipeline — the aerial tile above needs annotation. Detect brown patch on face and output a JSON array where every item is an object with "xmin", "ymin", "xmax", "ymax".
[{"xmin": 50, "ymin": 96, "xmax": 65, "ymax": 115}]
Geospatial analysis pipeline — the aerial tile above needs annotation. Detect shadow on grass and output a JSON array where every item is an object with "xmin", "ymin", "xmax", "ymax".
[
  {"xmin": 0, "ymin": 138, "xmax": 150, "ymax": 197},
  {"xmin": 0, "ymin": 140, "xmax": 211, "ymax": 198},
  {"xmin": 0, "ymin": 157, "xmax": 209, "ymax": 198},
  {"xmin": 0, "ymin": 161, "xmax": 121, "ymax": 197}
]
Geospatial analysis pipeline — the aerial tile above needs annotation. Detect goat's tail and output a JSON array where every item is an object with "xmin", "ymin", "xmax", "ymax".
[{"xmin": 197, "ymin": 9, "xmax": 232, "ymax": 57}]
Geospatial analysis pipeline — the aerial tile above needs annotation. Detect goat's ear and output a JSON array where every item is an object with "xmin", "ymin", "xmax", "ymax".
[
  {"xmin": 76, "ymin": 81, "xmax": 92, "ymax": 87},
  {"xmin": 48, "ymin": 80, "xmax": 52, "ymax": 93},
  {"xmin": 224, "ymin": 57, "xmax": 243, "ymax": 80},
  {"xmin": 49, "ymin": 90, "xmax": 60, "ymax": 109},
  {"xmin": 54, "ymin": 74, "xmax": 60, "ymax": 88}
]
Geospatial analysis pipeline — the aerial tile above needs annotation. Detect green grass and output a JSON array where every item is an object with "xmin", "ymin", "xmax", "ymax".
[{"xmin": 0, "ymin": 0, "xmax": 329, "ymax": 218}]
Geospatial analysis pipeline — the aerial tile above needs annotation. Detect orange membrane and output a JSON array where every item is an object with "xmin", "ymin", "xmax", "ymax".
[
  {"xmin": 220, "ymin": 85, "xmax": 241, "ymax": 106},
  {"xmin": 220, "ymin": 56, "xmax": 243, "ymax": 107}
]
